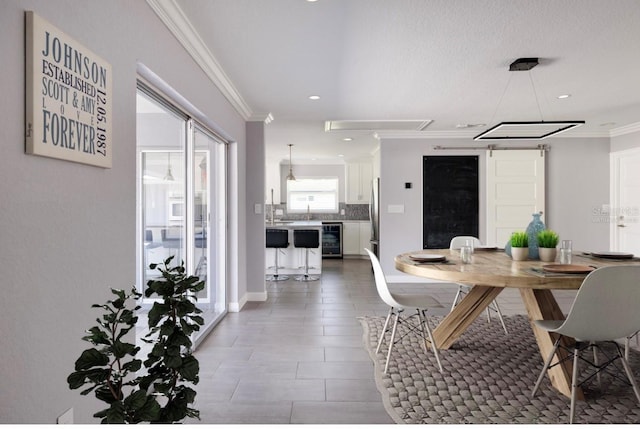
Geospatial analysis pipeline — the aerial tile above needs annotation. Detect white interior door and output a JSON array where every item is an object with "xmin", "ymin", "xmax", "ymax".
[
  {"xmin": 611, "ymin": 148, "xmax": 640, "ymax": 254},
  {"xmin": 486, "ymin": 150, "xmax": 546, "ymax": 247}
]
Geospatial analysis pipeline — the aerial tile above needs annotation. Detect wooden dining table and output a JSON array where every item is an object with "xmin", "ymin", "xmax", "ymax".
[{"xmin": 395, "ymin": 248, "xmax": 640, "ymax": 400}]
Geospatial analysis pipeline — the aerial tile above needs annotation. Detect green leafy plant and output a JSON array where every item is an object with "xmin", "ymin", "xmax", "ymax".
[
  {"xmin": 510, "ymin": 231, "xmax": 529, "ymax": 248},
  {"xmin": 67, "ymin": 288, "xmax": 161, "ymax": 423},
  {"xmin": 68, "ymin": 256, "xmax": 205, "ymax": 423},
  {"xmin": 139, "ymin": 255, "xmax": 205, "ymax": 423},
  {"xmin": 537, "ymin": 229, "xmax": 559, "ymax": 248}
]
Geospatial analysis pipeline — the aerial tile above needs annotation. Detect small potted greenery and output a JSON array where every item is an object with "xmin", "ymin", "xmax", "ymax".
[
  {"xmin": 537, "ymin": 229, "xmax": 559, "ymax": 262},
  {"xmin": 510, "ymin": 231, "xmax": 529, "ymax": 261}
]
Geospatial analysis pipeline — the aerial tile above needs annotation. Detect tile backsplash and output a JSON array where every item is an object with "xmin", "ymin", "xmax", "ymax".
[{"xmin": 265, "ymin": 203, "xmax": 370, "ymax": 221}]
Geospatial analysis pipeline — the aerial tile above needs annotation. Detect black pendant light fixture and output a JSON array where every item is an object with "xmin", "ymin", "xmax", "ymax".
[
  {"xmin": 286, "ymin": 144, "xmax": 296, "ymax": 181},
  {"xmin": 474, "ymin": 58, "xmax": 584, "ymax": 141}
]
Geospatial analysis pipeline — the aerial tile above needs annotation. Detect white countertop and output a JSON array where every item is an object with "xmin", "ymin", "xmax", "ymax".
[{"xmin": 265, "ymin": 221, "xmax": 323, "ymax": 227}]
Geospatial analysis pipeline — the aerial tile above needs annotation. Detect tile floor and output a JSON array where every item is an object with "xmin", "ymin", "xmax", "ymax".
[{"xmin": 191, "ymin": 257, "xmax": 582, "ymax": 424}]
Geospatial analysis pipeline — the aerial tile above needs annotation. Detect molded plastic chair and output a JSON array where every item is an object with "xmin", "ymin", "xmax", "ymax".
[
  {"xmin": 531, "ymin": 265, "xmax": 640, "ymax": 424},
  {"xmin": 449, "ymin": 236, "xmax": 508, "ymax": 334},
  {"xmin": 364, "ymin": 248, "xmax": 444, "ymax": 374}
]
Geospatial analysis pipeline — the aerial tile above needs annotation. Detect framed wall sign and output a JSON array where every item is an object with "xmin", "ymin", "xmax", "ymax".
[{"xmin": 25, "ymin": 11, "xmax": 113, "ymax": 168}]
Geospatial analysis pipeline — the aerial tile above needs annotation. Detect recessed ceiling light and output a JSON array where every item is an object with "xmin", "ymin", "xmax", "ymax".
[
  {"xmin": 337, "ymin": 154, "xmax": 344, "ymax": 157},
  {"xmin": 557, "ymin": 94, "xmax": 571, "ymax": 99},
  {"xmin": 343, "ymin": 137, "xmax": 353, "ymax": 141},
  {"xmin": 308, "ymin": 95, "xmax": 320, "ymax": 100}
]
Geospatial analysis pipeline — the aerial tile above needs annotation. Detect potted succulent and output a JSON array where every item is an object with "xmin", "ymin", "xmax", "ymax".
[
  {"xmin": 537, "ymin": 229, "xmax": 559, "ymax": 262},
  {"xmin": 510, "ymin": 231, "xmax": 529, "ymax": 261}
]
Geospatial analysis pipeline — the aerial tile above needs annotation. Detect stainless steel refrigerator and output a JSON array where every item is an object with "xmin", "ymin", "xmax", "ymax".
[{"xmin": 369, "ymin": 177, "xmax": 380, "ymax": 257}]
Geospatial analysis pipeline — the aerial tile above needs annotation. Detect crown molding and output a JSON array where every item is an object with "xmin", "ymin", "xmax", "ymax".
[
  {"xmin": 249, "ymin": 113, "xmax": 274, "ymax": 124},
  {"xmin": 609, "ymin": 121, "xmax": 640, "ymax": 137},
  {"xmin": 146, "ymin": 0, "xmax": 253, "ymax": 120}
]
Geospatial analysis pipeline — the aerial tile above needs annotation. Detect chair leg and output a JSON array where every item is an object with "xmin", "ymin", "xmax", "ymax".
[
  {"xmin": 570, "ymin": 345, "xmax": 580, "ymax": 424},
  {"xmin": 384, "ymin": 311, "xmax": 401, "ymax": 374},
  {"xmin": 450, "ymin": 286, "xmax": 463, "ymax": 312},
  {"xmin": 532, "ymin": 338, "xmax": 560, "ymax": 398},
  {"xmin": 419, "ymin": 309, "xmax": 443, "ymax": 373},
  {"xmin": 592, "ymin": 342, "xmax": 601, "ymax": 388},
  {"xmin": 619, "ymin": 348, "xmax": 640, "ymax": 405},
  {"xmin": 492, "ymin": 300, "xmax": 508, "ymax": 334},
  {"xmin": 626, "ymin": 336, "xmax": 631, "ymax": 361},
  {"xmin": 376, "ymin": 307, "xmax": 393, "ymax": 354}
]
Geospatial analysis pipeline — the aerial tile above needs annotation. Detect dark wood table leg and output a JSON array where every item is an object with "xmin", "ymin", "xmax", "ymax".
[
  {"xmin": 431, "ymin": 285, "xmax": 503, "ymax": 350},
  {"xmin": 520, "ymin": 288, "xmax": 584, "ymax": 400}
]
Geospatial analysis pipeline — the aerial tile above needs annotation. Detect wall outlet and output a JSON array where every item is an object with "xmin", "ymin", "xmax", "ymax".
[{"xmin": 57, "ymin": 408, "xmax": 74, "ymax": 424}]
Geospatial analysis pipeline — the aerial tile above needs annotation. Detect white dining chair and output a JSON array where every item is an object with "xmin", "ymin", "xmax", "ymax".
[
  {"xmin": 364, "ymin": 248, "xmax": 444, "ymax": 374},
  {"xmin": 531, "ymin": 265, "xmax": 640, "ymax": 424},
  {"xmin": 449, "ymin": 236, "xmax": 508, "ymax": 334}
]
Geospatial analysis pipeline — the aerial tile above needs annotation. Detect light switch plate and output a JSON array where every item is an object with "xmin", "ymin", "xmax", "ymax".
[
  {"xmin": 254, "ymin": 203, "xmax": 262, "ymax": 214},
  {"xmin": 388, "ymin": 204, "xmax": 405, "ymax": 213}
]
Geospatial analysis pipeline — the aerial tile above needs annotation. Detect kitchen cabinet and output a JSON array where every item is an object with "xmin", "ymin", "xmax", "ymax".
[
  {"xmin": 265, "ymin": 162, "xmax": 281, "ymax": 204},
  {"xmin": 342, "ymin": 221, "xmax": 371, "ymax": 256},
  {"xmin": 346, "ymin": 161, "xmax": 373, "ymax": 204}
]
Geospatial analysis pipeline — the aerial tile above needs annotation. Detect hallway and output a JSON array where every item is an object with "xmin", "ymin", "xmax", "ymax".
[{"xmin": 192, "ymin": 257, "xmax": 577, "ymax": 424}]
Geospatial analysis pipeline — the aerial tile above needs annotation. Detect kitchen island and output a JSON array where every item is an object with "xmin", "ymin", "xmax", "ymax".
[{"xmin": 265, "ymin": 221, "xmax": 322, "ymax": 278}]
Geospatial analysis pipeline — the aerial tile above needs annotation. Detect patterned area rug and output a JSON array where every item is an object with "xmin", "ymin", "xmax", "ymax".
[{"xmin": 359, "ymin": 314, "xmax": 640, "ymax": 424}]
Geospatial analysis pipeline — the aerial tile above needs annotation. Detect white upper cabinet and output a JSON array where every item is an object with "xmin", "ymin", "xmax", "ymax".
[
  {"xmin": 346, "ymin": 160, "xmax": 373, "ymax": 204},
  {"xmin": 265, "ymin": 162, "xmax": 281, "ymax": 204}
]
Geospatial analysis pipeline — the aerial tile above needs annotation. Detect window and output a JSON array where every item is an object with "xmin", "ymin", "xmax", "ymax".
[{"xmin": 287, "ymin": 177, "xmax": 339, "ymax": 213}]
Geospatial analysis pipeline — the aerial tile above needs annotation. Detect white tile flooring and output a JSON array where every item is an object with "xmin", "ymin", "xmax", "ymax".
[{"xmin": 191, "ymin": 257, "xmax": 583, "ymax": 424}]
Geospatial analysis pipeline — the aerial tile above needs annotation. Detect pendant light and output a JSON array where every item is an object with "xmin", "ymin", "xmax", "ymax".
[
  {"xmin": 164, "ymin": 152, "xmax": 175, "ymax": 181},
  {"xmin": 474, "ymin": 58, "xmax": 584, "ymax": 141},
  {"xmin": 286, "ymin": 144, "xmax": 296, "ymax": 181}
]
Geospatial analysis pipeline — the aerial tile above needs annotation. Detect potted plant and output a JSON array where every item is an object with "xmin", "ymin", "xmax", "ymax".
[
  {"xmin": 139, "ymin": 256, "xmax": 205, "ymax": 423},
  {"xmin": 68, "ymin": 256, "xmax": 204, "ymax": 423},
  {"xmin": 510, "ymin": 231, "xmax": 529, "ymax": 261},
  {"xmin": 537, "ymin": 229, "xmax": 559, "ymax": 262},
  {"xmin": 67, "ymin": 287, "xmax": 162, "ymax": 423}
]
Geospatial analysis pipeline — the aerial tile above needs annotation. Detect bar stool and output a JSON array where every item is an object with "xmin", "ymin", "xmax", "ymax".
[
  {"xmin": 293, "ymin": 229, "xmax": 320, "ymax": 282},
  {"xmin": 266, "ymin": 228, "xmax": 289, "ymax": 282}
]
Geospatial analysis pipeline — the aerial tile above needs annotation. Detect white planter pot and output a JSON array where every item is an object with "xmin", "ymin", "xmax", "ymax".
[
  {"xmin": 539, "ymin": 247, "xmax": 557, "ymax": 262},
  {"xmin": 511, "ymin": 247, "xmax": 529, "ymax": 261}
]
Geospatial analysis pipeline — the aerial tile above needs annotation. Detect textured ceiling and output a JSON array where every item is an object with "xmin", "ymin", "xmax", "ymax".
[{"xmin": 171, "ymin": 0, "xmax": 640, "ymax": 164}]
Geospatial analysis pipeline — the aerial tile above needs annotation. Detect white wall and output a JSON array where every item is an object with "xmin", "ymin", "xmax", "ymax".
[
  {"xmin": 0, "ymin": 0, "xmax": 247, "ymax": 423},
  {"xmin": 378, "ymin": 137, "xmax": 611, "ymax": 279}
]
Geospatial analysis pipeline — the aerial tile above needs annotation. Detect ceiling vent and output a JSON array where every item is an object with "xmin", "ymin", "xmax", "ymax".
[{"xmin": 325, "ymin": 120, "xmax": 433, "ymax": 132}]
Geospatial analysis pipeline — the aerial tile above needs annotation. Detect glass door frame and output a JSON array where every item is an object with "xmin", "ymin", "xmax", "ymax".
[{"xmin": 136, "ymin": 82, "xmax": 229, "ymax": 346}]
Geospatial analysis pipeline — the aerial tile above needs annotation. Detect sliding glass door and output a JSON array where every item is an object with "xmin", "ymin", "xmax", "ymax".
[{"xmin": 136, "ymin": 86, "xmax": 227, "ymax": 347}]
